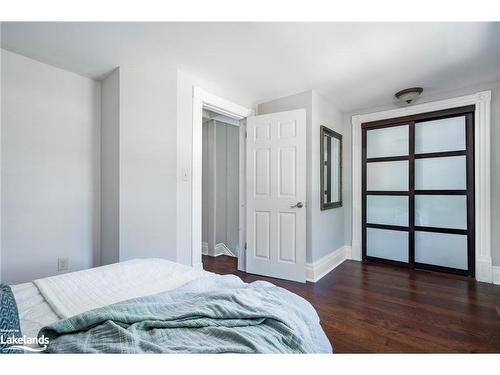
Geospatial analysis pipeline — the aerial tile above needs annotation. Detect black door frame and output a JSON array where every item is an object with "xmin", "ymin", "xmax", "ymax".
[{"xmin": 361, "ymin": 105, "xmax": 475, "ymax": 277}]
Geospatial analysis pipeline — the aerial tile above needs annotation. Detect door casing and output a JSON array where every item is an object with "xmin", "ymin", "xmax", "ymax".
[
  {"xmin": 192, "ymin": 86, "xmax": 253, "ymax": 271},
  {"xmin": 351, "ymin": 90, "xmax": 492, "ymax": 283}
]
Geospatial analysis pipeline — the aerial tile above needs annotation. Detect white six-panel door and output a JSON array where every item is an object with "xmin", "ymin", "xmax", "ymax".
[{"xmin": 246, "ymin": 109, "xmax": 306, "ymax": 282}]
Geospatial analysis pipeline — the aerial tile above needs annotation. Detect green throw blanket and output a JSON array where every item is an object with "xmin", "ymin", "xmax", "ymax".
[{"xmin": 38, "ymin": 275, "xmax": 332, "ymax": 353}]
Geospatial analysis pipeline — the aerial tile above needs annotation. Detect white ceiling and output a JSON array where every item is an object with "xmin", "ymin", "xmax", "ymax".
[{"xmin": 2, "ymin": 22, "xmax": 499, "ymax": 112}]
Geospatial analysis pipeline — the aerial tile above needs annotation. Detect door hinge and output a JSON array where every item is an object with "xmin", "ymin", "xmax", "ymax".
[
  {"xmin": 244, "ymin": 242, "xmax": 247, "ymax": 250},
  {"xmin": 245, "ymin": 131, "xmax": 247, "ymax": 139}
]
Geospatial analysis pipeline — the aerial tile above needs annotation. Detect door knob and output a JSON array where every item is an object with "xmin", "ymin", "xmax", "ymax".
[{"xmin": 291, "ymin": 202, "xmax": 304, "ymax": 208}]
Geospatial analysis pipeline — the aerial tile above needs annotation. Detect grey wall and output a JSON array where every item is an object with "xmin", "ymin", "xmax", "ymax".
[
  {"xmin": 343, "ymin": 79, "xmax": 500, "ymax": 266},
  {"xmin": 258, "ymin": 90, "xmax": 345, "ymax": 263},
  {"xmin": 225, "ymin": 122, "xmax": 240, "ymax": 253},
  {"xmin": 202, "ymin": 119, "xmax": 239, "ymax": 255},
  {"xmin": 1, "ymin": 49, "xmax": 101, "ymax": 284},
  {"xmin": 100, "ymin": 68, "xmax": 120, "ymax": 265},
  {"xmin": 310, "ymin": 91, "xmax": 345, "ymax": 261}
]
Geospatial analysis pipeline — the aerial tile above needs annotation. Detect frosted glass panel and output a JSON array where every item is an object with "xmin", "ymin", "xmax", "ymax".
[
  {"xmin": 415, "ymin": 231, "xmax": 468, "ymax": 270},
  {"xmin": 367, "ymin": 228, "xmax": 408, "ymax": 262},
  {"xmin": 415, "ymin": 156, "xmax": 466, "ymax": 190},
  {"xmin": 367, "ymin": 195, "xmax": 408, "ymax": 226},
  {"xmin": 415, "ymin": 195, "xmax": 467, "ymax": 229},
  {"xmin": 367, "ymin": 161, "xmax": 408, "ymax": 191},
  {"xmin": 415, "ymin": 116, "xmax": 466, "ymax": 154},
  {"xmin": 367, "ymin": 125, "xmax": 409, "ymax": 158}
]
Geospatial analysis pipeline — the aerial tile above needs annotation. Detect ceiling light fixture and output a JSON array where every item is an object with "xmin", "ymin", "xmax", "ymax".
[{"xmin": 395, "ymin": 87, "xmax": 423, "ymax": 104}]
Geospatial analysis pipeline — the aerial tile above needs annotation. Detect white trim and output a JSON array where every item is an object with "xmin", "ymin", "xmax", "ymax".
[
  {"xmin": 194, "ymin": 87, "xmax": 253, "ymax": 120},
  {"xmin": 203, "ymin": 113, "xmax": 241, "ymax": 127},
  {"xmin": 492, "ymin": 267, "xmax": 500, "ymax": 286},
  {"xmin": 351, "ymin": 91, "xmax": 492, "ymax": 282},
  {"xmin": 306, "ymin": 246, "xmax": 349, "ymax": 282},
  {"xmin": 201, "ymin": 242, "xmax": 209, "ymax": 256},
  {"xmin": 345, "ymin": 245, "xmax": 353, "ymax": 260},
  {"xmin": 238, "ymin": 119, "xmax": 247, "ymax": 272},
  {"xmin": 192, "ymin": 86, "xmax": 253, "ymax": 270},
  {"xmin": 202, "ymin": 242, "xmax": 237, "ymax": 258},
  {"xmin": 214, "ymin": 243, "xmax": 236, "ymax": 257}
]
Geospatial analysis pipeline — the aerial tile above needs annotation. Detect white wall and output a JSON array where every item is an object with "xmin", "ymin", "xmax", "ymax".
[
  {"xmin": 118, "ymin": 65, "xmax": 178, "ymax": 262},
  {"xmin": 202, "ymin": 120, "xmax": 239, "ymax": 256},
  {"xmin": 257, "ymin": 90, "xmax": 345, "ymax": 263},
  {"xmin": 1, "ymin": 49, "xmax": 101, "ymax": 284},
  {"xmin": 343, "ymin": 79, "xmax": 500, "ymax": 267},
  {"xmin": 100, "ymin": 68, "xmax": 120, "ymax": 265}
]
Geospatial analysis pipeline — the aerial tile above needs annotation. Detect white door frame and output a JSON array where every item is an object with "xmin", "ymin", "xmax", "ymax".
[
  {"xmin": 192, "ymin": 86, "xmax": 254, "ymax": 270},
  {"xmin": 351, "ymin": 90, "xmax": 492, "ymax": 282}
]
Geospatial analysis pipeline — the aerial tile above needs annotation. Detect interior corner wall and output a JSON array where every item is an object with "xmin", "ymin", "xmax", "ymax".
[
  {"xmin": 118, "ymin": 65, "xmax": 178, "ymax": 262},
  {"xmin": 310, "ymin": 92, "xmax": 345, "ymax": 261},
  {"xmin": 343, "ymin": 79, "xmax": 500, "ymax": 267},
  {"xmin": 342, "ymin": 111, "xmax": 353, "ymax": 256},
  {"xmin": 100, "ymin": 68, "xmax": 120, "ymax": 265},
  {"xmin": 1, "ymin": 49, "xmax": 101, "ymax": 284}
]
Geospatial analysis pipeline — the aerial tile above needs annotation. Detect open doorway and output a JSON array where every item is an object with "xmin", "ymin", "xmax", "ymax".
[
  {"xmin": 202, "ymin": 109, "xmax": 240, "ymax": 268},
  {"xmin": 191, "ymin": 87, "xmax": 253, "ymax": 273},
  {"xmin": 192, "ymin": 87, "xmax": 307, "ymax": 282}
]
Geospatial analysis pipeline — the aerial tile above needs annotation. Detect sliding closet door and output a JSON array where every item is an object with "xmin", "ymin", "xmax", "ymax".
[
  {"xmin": 413, "ymin": 113, "xmax": 474, "ymax": 274},
  {"xmin": 362, "ymin": 106, "xmax": 475, "ymax": 276},
  {"xmin": 363, "ymin": 124, "xmax": 410, "ymax": 264}
]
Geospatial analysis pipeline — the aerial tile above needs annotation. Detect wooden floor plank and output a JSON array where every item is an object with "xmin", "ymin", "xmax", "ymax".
[{"xmin": 202, "ymin": 255, "xmax": 500, "ymax": 353}]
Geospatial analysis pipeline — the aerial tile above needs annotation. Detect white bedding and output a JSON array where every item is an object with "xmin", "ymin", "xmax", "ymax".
[
  {"xmin": 12, "ymin": 258, "xmax": 212, "ymax": 337},
  {"xmin": 10, "ymin": 282, "xmax": 60, "ymax": 339}
]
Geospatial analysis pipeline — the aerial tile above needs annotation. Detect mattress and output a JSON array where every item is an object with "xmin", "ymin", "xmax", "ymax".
[{"xmin": 11, "ymin": 258, "xmax": 212, "ymax": 339}]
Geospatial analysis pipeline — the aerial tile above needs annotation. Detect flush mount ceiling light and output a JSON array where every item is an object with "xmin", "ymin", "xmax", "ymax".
[{"xmin": 395, "ymin": 87, "xmax": 423, "ymax": 104}]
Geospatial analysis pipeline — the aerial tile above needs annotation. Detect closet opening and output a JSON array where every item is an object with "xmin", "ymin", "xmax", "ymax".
[{"xmin": 202, "ymin": 109, "xmax": 241, "ymax": 269}]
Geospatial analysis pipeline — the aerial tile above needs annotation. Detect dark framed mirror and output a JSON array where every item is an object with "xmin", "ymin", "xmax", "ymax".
[{"xmin": 320, "ymin": 126, "xmax": 342, "ymax": 210}]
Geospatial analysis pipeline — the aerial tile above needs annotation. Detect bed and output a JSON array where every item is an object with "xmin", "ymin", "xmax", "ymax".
[{"xmin": 2, "ymin": 258, "xmax": 332, "ymax": 354}]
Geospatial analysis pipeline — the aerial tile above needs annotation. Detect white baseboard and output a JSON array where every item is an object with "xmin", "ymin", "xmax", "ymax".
[
  {"xmin": 476, "ymin": 256, "xmax": 493, "ymax": 283},
  {"xmin": 201, "ymin": 242, "xmax": 208, "ymax": 256},
  {"xmin": 306, "ymin": 245, "xmax": 350, "ymax": 282},
  {"xmin": 492, "ymin": 266, "xmax": 500, "ymax": 285},
  {"xmin": 214, "ymin": 243, "xmax": 236, "ymax": 257},
  {"xmin": 203, "ymin": 242, "xmax": 236, "ymax": 257},
  {"xmin": 345, "ymin": 245, "xmax": 353, "ymax": 260}
]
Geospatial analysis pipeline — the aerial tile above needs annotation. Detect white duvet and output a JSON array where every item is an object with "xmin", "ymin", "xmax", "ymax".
[{"xmin": 11, "ymin": 258, "xmax": 212, "ymax": 338}]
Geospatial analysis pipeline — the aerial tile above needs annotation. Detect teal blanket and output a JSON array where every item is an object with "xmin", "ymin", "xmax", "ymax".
[{"xmin": 39, "ymin": 275, "xmax": 332, "ymax": 353}]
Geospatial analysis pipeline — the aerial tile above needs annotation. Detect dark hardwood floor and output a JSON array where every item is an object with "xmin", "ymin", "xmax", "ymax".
[{"xmin": 202, "ymin": 255, "xmax": 500, "ymax": 353}]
